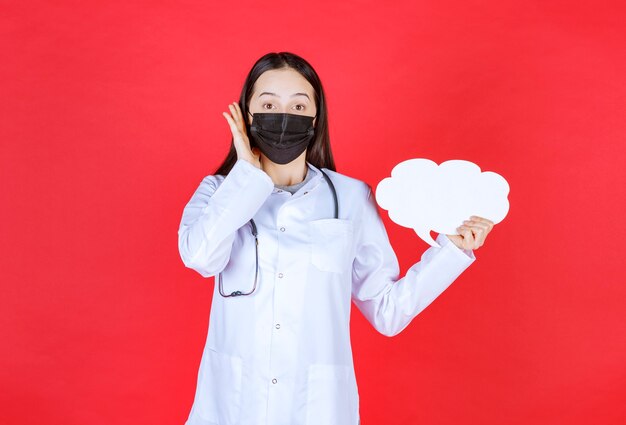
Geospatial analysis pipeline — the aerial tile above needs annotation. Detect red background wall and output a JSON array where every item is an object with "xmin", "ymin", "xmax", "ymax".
[{"xmin": 2, "ymin": 1, "xmax": 625, "ymax": 424}]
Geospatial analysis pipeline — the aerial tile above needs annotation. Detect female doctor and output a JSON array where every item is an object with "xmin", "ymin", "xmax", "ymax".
[{"xmin": 178, "ymin": 52, "xmax": 495, "ymax": 425}]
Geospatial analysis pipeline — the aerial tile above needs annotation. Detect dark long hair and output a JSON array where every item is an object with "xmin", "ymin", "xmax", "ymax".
[{"xmin": 214, "ymin": 52, "xmax": 336, "ymax": 175}]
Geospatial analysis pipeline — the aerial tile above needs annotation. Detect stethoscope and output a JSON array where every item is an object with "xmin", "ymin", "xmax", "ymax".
[{"xmin": 218, "ymin": 169, "xmax": 338, "ymax": 297}]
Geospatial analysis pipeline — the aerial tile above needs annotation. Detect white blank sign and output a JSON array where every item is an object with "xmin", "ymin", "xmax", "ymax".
[{"xmin": 375, "ymin": 158, "xmax": 510, "ymax": 248}]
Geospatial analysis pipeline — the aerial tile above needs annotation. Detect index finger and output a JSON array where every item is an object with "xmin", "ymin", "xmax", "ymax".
[
  {"xmin": 231, "ymin": 101, "xmax": 243, "ymax": 121},
  {"xmin": 470, "ymin": 216, "xmax": 494, "ymax": 226}
]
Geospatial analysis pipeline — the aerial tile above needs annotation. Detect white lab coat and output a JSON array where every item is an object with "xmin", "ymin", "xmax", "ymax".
[{"xmin": 178, "ymin": 158, "xmax": 476, "ymax": 425}]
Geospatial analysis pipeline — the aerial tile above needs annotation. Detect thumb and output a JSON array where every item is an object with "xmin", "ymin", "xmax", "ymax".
[{"xmin": 445, "ymin": 233, "xmax": 464, "ymax": 249}]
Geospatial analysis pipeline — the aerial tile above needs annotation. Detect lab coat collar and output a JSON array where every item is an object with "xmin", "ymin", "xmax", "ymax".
[{"xmin": 271, "ymin": 161, "xmax": 325, "ymax": 195}]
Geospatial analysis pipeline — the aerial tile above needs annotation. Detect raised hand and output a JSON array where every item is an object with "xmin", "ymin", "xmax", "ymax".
[{"xmin": 222, "ymin": 101, "xmax": 261, "ymax": 169}]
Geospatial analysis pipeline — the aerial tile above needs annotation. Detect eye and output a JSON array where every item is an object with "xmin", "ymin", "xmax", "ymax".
[
  {"xmin": 294, "ymin": 104, "xmax": 305, "ymax": 111},
  {"xmin": 262, "ymin": 103, "xmax": 275, "ymax": 110}
]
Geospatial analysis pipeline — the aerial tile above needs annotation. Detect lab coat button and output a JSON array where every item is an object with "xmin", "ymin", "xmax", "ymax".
[
  {"xmin": 272, "ymin": 378, "xmax": 278, "ymax": 384},
  {"xmin": 280, "ymin": 227, "xmax": 285, "ymax": 232},
  {"xmin": 278, "ymin": 273, "xmax": 284, "ymax": 278},
  {"xmin": 275, "ymin": 323, "xmax": 281, "ymax": 329}
]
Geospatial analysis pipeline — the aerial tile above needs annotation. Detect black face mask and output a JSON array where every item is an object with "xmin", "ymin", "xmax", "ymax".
[{"xmin": 248, "ymin": 111, "xmax": 316, "ymax": 164}]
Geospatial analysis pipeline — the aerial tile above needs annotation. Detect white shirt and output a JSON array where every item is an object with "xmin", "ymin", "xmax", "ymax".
[{"xmin": 178, "ymin": 158, "xmax": 476, "ymax": 425}]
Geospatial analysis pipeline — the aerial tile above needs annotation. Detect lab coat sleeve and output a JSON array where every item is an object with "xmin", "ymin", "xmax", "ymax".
[
  {"xmin": 351, "ymin": 186, "xmax": 476, "ymax": 337},
  {"xmin": 177, "ymin": 158, "xmax": 274, "ymax": 278}
]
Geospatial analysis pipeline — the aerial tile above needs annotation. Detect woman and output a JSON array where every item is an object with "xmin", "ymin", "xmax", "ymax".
[{"xmin": 178, "ymin": 51, "xmax": 495, "ymax": 425}]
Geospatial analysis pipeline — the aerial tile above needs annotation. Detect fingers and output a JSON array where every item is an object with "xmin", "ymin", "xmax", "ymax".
[
  {"xmin": 228, "ymin": 102, "xmax": 241, "ymax": 125},
  {"xmin": 227, "ymin": 104, "xmax": 238, "ymax": 129},
  {"xmin": 230, "ymin": 101, "xmax": 240, "ymax": 118},
  {"xmin": 221, "ymin": 111, "xmax": 239, "ymax": 136},
  {"xmin": 457, "ymin": 216, "xmax": 495, "ymax": 249},
  {"xmin": 230, "ymin": 102, "xmax": 246, "ymax": 132},
  {"xmin": 469, "ymin": 216, "xmax": 494, "ymax": 231},
  {"xmin": 225, "ymin": 101, "xmax": 249, "ymax": 138},
  {"xmin": 463, "ymin": 220, "xmax": 488, "ymax": 246},
  {"xmin": 223, "ymin": 102, "xmax": 246, "ymax": 138},
  {"xmin": 457, "ymin": 226, "xmax": 475, "ymax": 250},
  {"xmin": 223, "ymin": 102, "xmax": 259, "ymax": 166}
]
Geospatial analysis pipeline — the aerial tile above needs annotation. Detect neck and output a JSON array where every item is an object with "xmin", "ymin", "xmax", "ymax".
[{"xmin": 261, "ymin": 151, "xmax": 308, "ymax": 186}]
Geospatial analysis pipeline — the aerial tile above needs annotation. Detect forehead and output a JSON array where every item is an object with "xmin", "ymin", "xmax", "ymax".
[{"xmin": 252, "ymin": 68, "xmax": 315, "ymax": 98}]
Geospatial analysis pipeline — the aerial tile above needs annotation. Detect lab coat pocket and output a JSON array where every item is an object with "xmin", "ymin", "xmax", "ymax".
[
  {"xmin": 308, "ymin": 218, "xmax": 354, "ymax": 273},
  {"xmin": 305, "ymin": 364, "xmax": 358, "ymax": 425},
  {"xmin": 193, "ymin": 347, "xmax": 243, "ymax": 424}
]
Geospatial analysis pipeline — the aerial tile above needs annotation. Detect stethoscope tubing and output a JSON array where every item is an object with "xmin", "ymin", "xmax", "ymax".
[{"xmin": 218, "ymin": 170, "xmax": 338, "ymax": 297}]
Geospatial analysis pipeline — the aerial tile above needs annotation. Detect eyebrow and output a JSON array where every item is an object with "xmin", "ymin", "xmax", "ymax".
[{"xmin": 258, "ymin": 91, "xmax": 310, "ymax": 100}]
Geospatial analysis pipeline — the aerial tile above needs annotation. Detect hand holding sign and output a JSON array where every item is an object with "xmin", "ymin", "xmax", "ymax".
[{"xmin": 375, "ymin": 158, "xmax": 509, "ymax": 249}]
